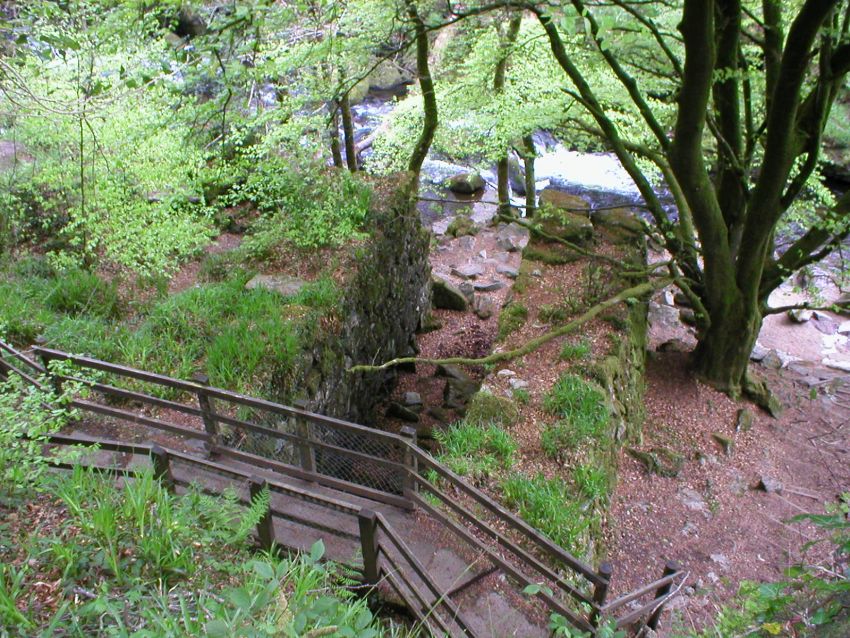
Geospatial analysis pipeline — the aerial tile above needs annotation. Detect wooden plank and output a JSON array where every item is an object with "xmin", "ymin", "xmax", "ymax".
[
  {"xmin": 57, "ymin": 375, "xmax": 204, "ymax": 417},
  {"xmin": 614, "ymin": 591, "xmax": 676, "ymax": 629},
  {"xmin": 413, "ymin": 476, "xmax": 596, "ymax": 608},
  {"xmin": 377, "ymin": 512, "xmax": 476, "ymax": 637},
  {"xmin": 33, "ymin": 347, "xmax": 407, "ymax": 446},
  {"xmin": 380, "ymin": 549, "xmax": 454, "ymax": 637},
  {"xmin": 0, "ymin": 356, "xmax": 46, "ymax": 389},
  {"xmin": 0, "ymin": 341, "xmax": 45, "ymax": 373},
  {"xmin": 415, "ymin": 451, "xmax": 602, "ymax": 585},
  {"xmin": 214, "ymin": 445, "xmax": 412, "ymax": 510},
  {"xmin": 602, "ymin": 572, "xmax": 681, "ymax": 614},
  {"xmin": 68, "ymin": 399, "xmax": 210, "ymax": 441},
  {"xmin": 43, "ymin": 433, "xmax": 152, "ymax": 456},
  {"xmin": 412, "ymin": 492, "xmax": 595, "ymax": 634}
]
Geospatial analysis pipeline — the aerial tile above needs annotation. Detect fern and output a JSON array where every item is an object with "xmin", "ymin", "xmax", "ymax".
[{"xmin": 233, "ymin": 484, "xmax": 271, "ymax": 544}]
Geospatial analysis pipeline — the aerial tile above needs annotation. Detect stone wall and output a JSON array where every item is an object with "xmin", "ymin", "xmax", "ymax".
[{"xmin": 288, "ymin": 179, "xmax": 431, "ymax": 425}]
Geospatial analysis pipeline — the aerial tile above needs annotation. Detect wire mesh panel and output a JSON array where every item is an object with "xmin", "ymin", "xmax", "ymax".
[
  {"xmin": 221, "ymin": 408, "xmax": 301, "ymax": 467},
  {"xmin": 310, "ymin": 419, "xmax": 407, "ymax": 495}
]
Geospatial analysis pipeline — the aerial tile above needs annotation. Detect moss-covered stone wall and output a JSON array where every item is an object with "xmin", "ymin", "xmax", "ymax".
[{"xmin": 286, "ymin": 179, "xmax": 431, "ymax": 425}]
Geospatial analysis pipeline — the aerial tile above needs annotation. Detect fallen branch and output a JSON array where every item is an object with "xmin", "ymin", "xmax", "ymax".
[{"xmin": 348, "ymin": 278, "xmax": 668, "ymax": 374}]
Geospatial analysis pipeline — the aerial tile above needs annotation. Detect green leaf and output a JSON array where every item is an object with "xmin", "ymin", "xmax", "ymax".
[
  {"xmin": 227, "ymin": 587, "xmax": 253, "ymax": 611},
  {"xmin": 309, "ymin": 539, "xmax": 325, "ymax": 563},
  {"xmin": 205, "ymin": 619, "xmax": 230, "ymax": 638},
  {"xmin": 252, "ymin": 560, "xmax": 274, "ymax": 580}
]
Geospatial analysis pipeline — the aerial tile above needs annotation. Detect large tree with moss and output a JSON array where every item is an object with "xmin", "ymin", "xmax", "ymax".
[{"xmin": 427, "ymin": 0, "xmax": 850, "ymax": 397}]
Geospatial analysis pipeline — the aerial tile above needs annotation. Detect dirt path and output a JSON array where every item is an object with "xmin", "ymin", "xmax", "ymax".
[{"xmin": 609, "ymin": 293, "xmax": 850, "ymax": 635}]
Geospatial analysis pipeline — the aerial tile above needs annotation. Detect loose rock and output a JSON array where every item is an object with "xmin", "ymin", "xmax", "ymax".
[{"xmin": 432, "ymin": 276, "xmax": 468, "ymax": 311}]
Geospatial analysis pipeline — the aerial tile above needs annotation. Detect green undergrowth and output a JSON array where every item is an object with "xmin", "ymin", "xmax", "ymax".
[
  {"xmin": 541, "ymin": 373, "xmax": 610, "ymax": 457},
  {"xmin": 0, "ymin": 257, "xmax": 340, "ymax": 396},
  {"xmin": 0, "ymin": 465, "xmax": 397, "ymax": 637},
  {"xmin": 435, "ymin": 421, "xmax": 517, "ymax": 482},
  {"xmin": 501, "ymin": 473, "xmax": 597, "ymax": 556},
  {"xmin": 0, "ymin": 375, "xmax": 406, "ymax": 637}
]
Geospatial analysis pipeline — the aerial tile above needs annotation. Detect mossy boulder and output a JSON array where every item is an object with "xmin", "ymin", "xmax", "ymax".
[
  {"xmin": 465, "ymin": 390, "xmax": 519, "ymax": 427},
  {"xmin": 432, "ymin": 275, "xmax": 469, "ymax": 311},
  {"xmin": 446, "ymin": 214, "xmax": 478, "ymax": 238},
  {"xmin": 538, "ymin": 188, "xmax": 590, "ymax": 215},
  {"xmin": 534, "ymin": 207, "xmax": 594, "ymax": 243},
  {"xmin": 592, "ymin": 208, "xmax": 644, "ymax": 234},
  {"xmin": 448, "ymin": 172, "xmax": 486, "ymax": 194}
]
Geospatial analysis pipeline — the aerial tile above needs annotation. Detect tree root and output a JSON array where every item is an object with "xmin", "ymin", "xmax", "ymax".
[{"xmin": 348, "ymin": 279, "xmax": 669, "ymax": 374}]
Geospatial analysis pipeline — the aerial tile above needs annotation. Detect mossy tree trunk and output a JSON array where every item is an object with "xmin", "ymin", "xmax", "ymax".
[
  {"xmin": 406, "ymin": 0, "xmax": 438, "ymax": 183},
  {"xmin": 340, "ymin": 94, "xmax": 358, "ymax": 171},
  {"xmin": 494, "ymin": 13, "xmax": 523, "ymax": 215}
]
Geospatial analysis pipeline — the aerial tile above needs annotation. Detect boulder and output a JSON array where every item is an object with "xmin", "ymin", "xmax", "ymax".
[
  {"xmin": 458, "ymin": 281, "xmax": 475, "ymax": 304},
  {"xmin": 432, "ymin": 276, "xmax": 468, "ymax": 311},
  {"xmin": 443, "ymin": 377, "xmax": 479, "ymax": 409},
  {"xmin": 473, "ymin": 296, "xmax": 497, "ymax": 319},
  {"xmin": 473, "ymin": 280, "xmax": 505, "ymax": 292},
  {"xmin": 496, "ymin": 264, "xmax": 519, "ymax": 279},
  {"xmin": 538, "ymin": 188, "xmax": 590, "ymax": 215},
  {"xmin": 368, "ymin": 58, "xmax": 413, "ymax": 91},
  {"xmin": 387, "ymin": 402, "xmax": 420, "ymax": 423},
  {"xmin": 446, "ymin": 214, "xmax": 478, "ymax": 238},
  {"xmin": 535, "ymin": 209, "xmax": 593, "ymax": 243},
  {"xmin": 245, "ymin": 274, "xmax": 308, "ymax": 298},
  {"xmin": 451, "ymin": 264, "xmax": 485, "ymax": 280},
  {"xmin": 592, "ymin": 207, "xmax": 644, "ymax": 235},
  {"xmin": 787, "ymin": 308, "xmax": 813, "ymax": 323},
  {"xmin": 435, "ymin": 364, "xmax": 473, "ymax": 383},
  {"xmin": 496, "ymin": 223, "xmax": 530, "ymax": 252},
  {"xmin": 448, "ymin": 172, "xmax": 485, "ymax": 194}
]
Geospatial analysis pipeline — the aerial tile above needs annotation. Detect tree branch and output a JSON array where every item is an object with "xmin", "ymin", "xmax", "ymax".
[{"xmin": 348, "ymin": 279, "xmax": 667, "ymax": 374}]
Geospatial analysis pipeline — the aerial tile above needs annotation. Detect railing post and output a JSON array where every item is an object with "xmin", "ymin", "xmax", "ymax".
[
  {"xmin": 35, "ymin": 337, "xmax": 62, "ymax": 395},
  {"xmin": 249, "ymin": 477, "xmax": 275, "ymax": 552},
  {"xmin": 358, "ymin": 508, "xmax": 380, "ymax": 587},
  {"xmin": 590, "ymin": 562, "xmax": 613, "ymax": 627},
  {"xmin": 647, "ymin": 560, "xmax": 679, "ymax": 631},
  {"xmin": 192, "ymin": 372, "xmax": 219, "ymax": 457},
  {"xmin": 399, "ymin": 425, "xmax": 418, "ymax": 499},
  {"xmin": 150, "ymin": 444, "xmax": 174, "ymax": 490}
]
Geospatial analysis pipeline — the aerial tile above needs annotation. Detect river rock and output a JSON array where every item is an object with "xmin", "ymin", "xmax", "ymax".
[
  {"xmin": 245, "ymin": 274, "xmax": 308, "ymax": 297},
  {"xmin": 761, "ymin": 350, "xmax": 784, "ymax": 370},
  {"xmin": 473, "ymin": 280, "xmax": 505, "ymax": 292},
  {"xmin": 448, "ymin": 172, "xmax": 485, "ymax": 194},
  {"xmin": 432, "ymin": 276, "xmax": 468, "ymax": 311},
  {"xmin": 838, "ymin": 321, "xmax": 850, "ymax": 334},
  {"xmin": 496, "ymin": 264, "xmax": 519, "ymax": 279},
  {"xmin": 443, "ymin": 377, "xmax": 479, "ymax": 409},
  {"xmin": 387, "ymin": 402, "xmax": 420, "ymax": 423},
  {"xmin": 451, "ymin": 264, "xmax": 484, "ymax": 280},
  {"xmin": 496, "ymin": 223, "xmax": 530, "ymax": 252},
  {"xmin": 538, "ymin": 188, "xmax": 590, "ymax": 215},
  {"xmin": 787, "ymin": 308, "xmax": 813, "ymax": 323}
]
